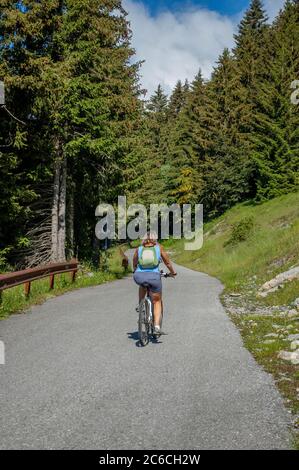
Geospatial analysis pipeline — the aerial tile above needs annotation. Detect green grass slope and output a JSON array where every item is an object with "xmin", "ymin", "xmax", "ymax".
[{"xmin": 170, "ymin": 191, "xmax": 299, "ymax": 294}]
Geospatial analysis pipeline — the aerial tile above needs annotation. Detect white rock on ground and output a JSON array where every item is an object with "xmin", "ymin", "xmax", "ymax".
[
  {"xmin": 258, "ymin": 286, "xmax": 279, "ymax": 298},
  {"xmin": 278, "ymin": 350, "xmax": 299, "ymax": 365},
  {"xmin": 290, "ymin": 340, "xmax": 299, "ymax": 350},
  {"xmin": 265, "ymin": 333, "xmax": 279, "ymax": 338},
  {"xmin": 287, "ymin": 334, "xmax": 299, "ymax": 341},
  {"xmin": 287, "ymin": 309, "xmax": 299, "ymax": 318},
  {"xmin": 258, "ymin": 266, "xmax": 299, "ymax": 297}
]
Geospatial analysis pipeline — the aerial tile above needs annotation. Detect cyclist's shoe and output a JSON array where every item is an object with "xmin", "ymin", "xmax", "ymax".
[{"xmin": 153, "ymin": 326, "xmax": 161, "ymax": 337}]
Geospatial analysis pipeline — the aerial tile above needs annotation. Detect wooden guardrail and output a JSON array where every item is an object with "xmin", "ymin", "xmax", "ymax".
[{"xmin": 0, "ymin": 259, "xmax": 78, "ymax": 302}]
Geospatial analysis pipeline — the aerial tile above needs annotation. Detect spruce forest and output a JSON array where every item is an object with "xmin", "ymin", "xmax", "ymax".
[{"xmin": 0, "ymin": 0, "xmax": 298, "ymax": 269}]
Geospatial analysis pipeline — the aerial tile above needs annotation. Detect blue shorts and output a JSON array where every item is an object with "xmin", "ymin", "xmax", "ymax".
[{"xmin": 133, "ymin": 272, "xmax": 162, "ymax": 294}]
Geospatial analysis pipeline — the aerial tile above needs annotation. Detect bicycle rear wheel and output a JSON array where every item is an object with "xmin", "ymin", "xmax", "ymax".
[{"xmin": 138, "ymin": 299, "xmax": 150, "ymax": 346}]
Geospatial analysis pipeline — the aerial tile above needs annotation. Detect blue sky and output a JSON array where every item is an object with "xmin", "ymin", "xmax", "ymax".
[
  {"xmin": 143, "ymin": 0, "xmax": 249, "ymax": 16},
  {"xmin": 124, "ymin": 0, "xmax": 286, "ymax": 95}
]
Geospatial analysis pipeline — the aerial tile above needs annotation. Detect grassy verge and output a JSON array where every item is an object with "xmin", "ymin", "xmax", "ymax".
[
  {"xmin": 166, "ymin": 191, "xmax": 299, "ymax": 448},
  {"xmin": 0, "ymin": 246, "xmax": 129, "ymax": 320},
  {"xmin": 231, "ymin": 313, "xmax": 299, "ymax": 448}
]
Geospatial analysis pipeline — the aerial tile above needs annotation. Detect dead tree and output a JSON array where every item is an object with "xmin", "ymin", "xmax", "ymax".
[{"xmin": 51, "ymin": 139, "xmax": 67, "ymax": 262}]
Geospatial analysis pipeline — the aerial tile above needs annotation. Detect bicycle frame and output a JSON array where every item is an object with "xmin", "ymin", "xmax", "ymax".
[{"xmin": 137, "ymin": 271, "xmax": 168, "ymax": 347}]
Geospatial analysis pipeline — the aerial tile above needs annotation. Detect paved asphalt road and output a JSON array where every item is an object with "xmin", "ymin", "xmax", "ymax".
[{"xmin": 0, "ymin": 263, "xmax": 291, "ymax": 450}]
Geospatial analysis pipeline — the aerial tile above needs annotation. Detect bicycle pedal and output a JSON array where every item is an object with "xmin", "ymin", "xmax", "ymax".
[{"xmin": 153, "ymin": 331, "xmax": 167, "ymax": 337}]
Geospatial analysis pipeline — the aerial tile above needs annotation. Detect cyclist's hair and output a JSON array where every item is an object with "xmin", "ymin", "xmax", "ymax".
[{"xmin": 142, "ymin": 231, "xmax": 158, "ymax": 245}]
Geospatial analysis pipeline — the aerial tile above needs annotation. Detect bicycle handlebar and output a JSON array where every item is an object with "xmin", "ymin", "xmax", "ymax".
[{"xmin": 160, "ymin": 271, "xmax": 176, "ymax": 278}]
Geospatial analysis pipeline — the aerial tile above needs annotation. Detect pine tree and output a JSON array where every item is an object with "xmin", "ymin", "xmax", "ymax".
[
  {"xmin": 50, "ymin": 0, "xmax": 142, "ymax": 261},
  {"xmin": 147, "ymin": 84, "xmax": 168, "ymax": 114},
  {"xmin": 168, "ymin": 80, "xmax": 188, "ymax": 119},
  {"xmin": 234, "ymin": 0, "xmax": 268, "ymax": 49},
  {"xmin": 234, "ymin": 0, "xmax": 269, "ymax": 120},
  {"xmin": 131, "ymin": 85, "xmax": 169, "ymax": 205},
  {"xmin": 0, "ymin": 0, "xmax": 142, "ymax": 265},
  {"xmin": 0, "ymin": 0, "xmax": 65, "ymax": 266},
  {"xmin": 164, "ymin": 71, "xmax": 208, "ymax": 205},
  {"xmin": 146, "ymin": 84, "xmax": 168, "ymax": 150},
  {"xmin": 252, "ymin": 0, "xmax": 299, "ymax": 200},
  {"xmin": 201, "ymin": 49, "xmax": 254, "ymax": 216},
  {"xmin": 228, "ymin": 0, "xmax": 271, "ymax": 201},
  {"xmin": 183, "ymin": 79, "xmax": 190, "ymax": 96}
]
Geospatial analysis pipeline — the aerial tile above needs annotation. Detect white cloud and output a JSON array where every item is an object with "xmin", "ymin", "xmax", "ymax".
[
  {"xmin": 124, "ymin": 0, "xmax": 287, "ymax": 97},
  {"xmin": 264, "ymin": 0, "xmax": 286, "ymax": 20}
]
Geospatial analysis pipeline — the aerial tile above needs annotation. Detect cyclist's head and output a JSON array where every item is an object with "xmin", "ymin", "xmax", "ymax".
[{"xmin": 142, "ymin": 231, "xmax": 158, "ymax": 246}]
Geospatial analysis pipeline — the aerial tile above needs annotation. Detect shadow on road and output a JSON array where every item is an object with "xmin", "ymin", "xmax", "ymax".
[{"xmin": 127, "ymin": 331, "xmax": 164, "ymax": 347}]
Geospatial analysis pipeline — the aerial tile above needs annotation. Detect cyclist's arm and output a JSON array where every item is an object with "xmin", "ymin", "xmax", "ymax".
[
  {"xmin": 133, "ymin": 248, "xmax": 139, "ymax": 272},
  {"xmin": 160, "ymin": 245, "xmax": 177, "ymax": 276}
]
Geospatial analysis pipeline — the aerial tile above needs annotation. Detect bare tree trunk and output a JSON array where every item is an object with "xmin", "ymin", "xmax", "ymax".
[
  {"xmin": 67, "ymin": 182, "xmax": 75, "ymax": 259},
  {"xmin": 51, "ymin": 157, "xmax": 61, "ymax": 262},
  {"xmin": 51, "ymin": 136, "xmax": 67, "ymax": 263},
  {"xmin": 92, "ymin": 236, "xmax": 100, "ymax": 269},
  {"xmin": 57, "ymin": 156, "xmax": 67, "ymax": 261}
]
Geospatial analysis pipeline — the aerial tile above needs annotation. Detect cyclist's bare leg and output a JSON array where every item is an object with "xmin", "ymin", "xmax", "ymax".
[
  {"xmin": 151, "ymin": 292, "xmax": 162, "ymax": 327},
  {"xmin": 139, "ymin": 286, "xmax": 147, "ymax": 302}
]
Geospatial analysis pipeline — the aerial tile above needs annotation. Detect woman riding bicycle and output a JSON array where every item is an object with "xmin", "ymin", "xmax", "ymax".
[{"xmin": 133, "ymin": 231, "xmax": 177, "ymax": 336}]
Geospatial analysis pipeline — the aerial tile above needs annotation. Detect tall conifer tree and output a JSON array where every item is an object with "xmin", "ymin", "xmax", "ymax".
[{"xmin": 252, "ymin": 0, "xmax": 299, "ymax": 199}]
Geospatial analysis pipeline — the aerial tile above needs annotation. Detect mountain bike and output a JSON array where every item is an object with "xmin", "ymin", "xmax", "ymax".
[{"xmin": 137, "ymin": 271, "xmax": 172, "ymax": 347}]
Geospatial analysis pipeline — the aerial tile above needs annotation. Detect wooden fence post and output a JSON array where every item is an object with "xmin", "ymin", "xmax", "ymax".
[
  {"xmin": 24, "ymin": 282, "xmax": 31, "ymax": 297},
  {"xmin": 49, "ymin": 274, "xmax": 55, "ymax": 290}
]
